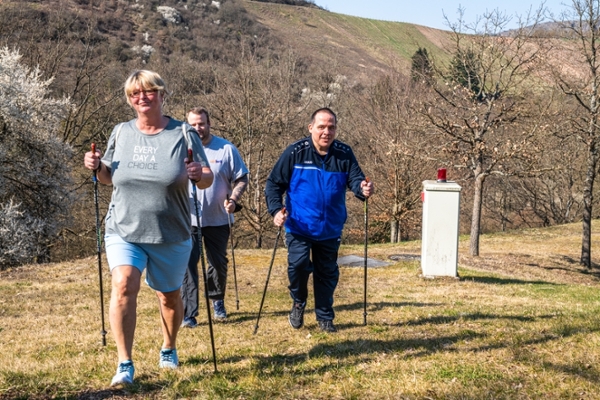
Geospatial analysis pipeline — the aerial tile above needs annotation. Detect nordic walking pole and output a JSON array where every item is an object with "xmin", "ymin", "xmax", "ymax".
[
  {"xmin": 188, "ymin": 149, "xmax": 218, "ymax": 373},
  {"xmin": 363, "ymin": 177, "xmax": 370, "ymax": 326},
  {"xmin": 253, "ymin": 207, "xmax": 285, "ymax": 335},
  {"xmin": 226, "ymin": 194, "xmax": 240, "ymax": 310},
  {"xmin": 91, "ymin": 143, "xmax": 107, "ymax": 346}
]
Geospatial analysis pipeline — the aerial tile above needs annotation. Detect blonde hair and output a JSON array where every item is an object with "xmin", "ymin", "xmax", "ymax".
[{"xmin": 123, "ymin": 70, "xmax": 169, "ymax": 106}]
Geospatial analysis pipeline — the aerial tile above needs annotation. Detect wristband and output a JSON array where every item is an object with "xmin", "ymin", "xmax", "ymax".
[{"xmin": 94, "ymin": 162, "xmax": 102, "ymax": 173}]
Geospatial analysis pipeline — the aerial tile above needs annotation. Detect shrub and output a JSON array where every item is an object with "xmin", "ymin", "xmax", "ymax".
[{"xmin": 0, "ymin": 48, "xmax": 73, "ymax": 268}]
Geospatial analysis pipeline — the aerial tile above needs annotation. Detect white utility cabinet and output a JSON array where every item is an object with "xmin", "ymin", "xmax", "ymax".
[{"xmin": 421, "ymin": 180, "xmax": 462, "ymax": 277}]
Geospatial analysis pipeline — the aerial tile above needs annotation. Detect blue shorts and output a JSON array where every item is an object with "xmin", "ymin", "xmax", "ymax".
[{"xmin": 104, "ymin": 233, "xmax": 192, "ymax": 293}]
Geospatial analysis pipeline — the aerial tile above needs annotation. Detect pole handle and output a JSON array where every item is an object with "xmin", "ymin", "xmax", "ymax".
[
  {"xmin": 91, "ymin": 143, "xmax": 98, "ymax": 182},
  {"xmin": 91, "ymin": 143, "xmax": 98, "ymax": 171},
  {"xmin": 188, "ymin": 148, "xmax": 193, "ymax": 162}
]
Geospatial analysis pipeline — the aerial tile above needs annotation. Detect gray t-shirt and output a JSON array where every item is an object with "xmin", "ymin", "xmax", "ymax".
[
  {"xmin": 190, "ymin": 135, "xmax": 249, "ymax": 227},
  {"xmin": 102, "ymin": 118, "xmax": 209, "ymax": 243}
]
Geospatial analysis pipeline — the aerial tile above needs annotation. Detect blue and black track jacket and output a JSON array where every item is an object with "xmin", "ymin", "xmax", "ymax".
[{"xmin": 265, "ymin": 137, "xmax": 366, "ymax": 241}]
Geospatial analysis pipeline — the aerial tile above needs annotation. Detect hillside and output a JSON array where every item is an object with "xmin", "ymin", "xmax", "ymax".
[
  {"xmin": 0, "ymin": 0, "xmax": 453, "ymax": 89},
  {"xmin": 243, "ymin": 0, "xmax": 452, "ymax": 82}
]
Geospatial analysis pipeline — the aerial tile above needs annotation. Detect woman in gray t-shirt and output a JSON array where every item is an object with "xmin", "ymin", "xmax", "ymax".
[{"xmin": 83, "ymin": 70, "xmax": 213, "ymax": 387}]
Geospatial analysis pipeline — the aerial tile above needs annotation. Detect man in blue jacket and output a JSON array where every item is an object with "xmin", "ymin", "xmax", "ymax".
[{"xmin": 265, "ymin": 107, "xmax": 373, "ymax": 333}]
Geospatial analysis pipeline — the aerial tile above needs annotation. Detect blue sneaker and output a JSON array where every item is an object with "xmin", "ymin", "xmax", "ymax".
[
  {"xmin": 212, "ymin": 300, "xmax": 227, "ymax": 320},
  {"xmin": 110, "ymin": 360, "xmax": 134, "ymax": 386},
  {"xmin": 159, "ymin": 348, "xmax": 179, "ymax": 369},
  {"xmin": 181, "ymin": 316, "xmax": 198, "ymax": 328}
]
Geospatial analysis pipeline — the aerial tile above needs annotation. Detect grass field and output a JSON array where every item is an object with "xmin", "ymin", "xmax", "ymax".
[{"xmin": 2, "ymin": 222, "xmax": 600, "ymax": 399}]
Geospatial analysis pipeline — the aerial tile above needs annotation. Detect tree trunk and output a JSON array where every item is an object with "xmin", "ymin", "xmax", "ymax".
[
  {"xmin": 501, "ymin": 193, "xmax": 507, "ymax": 232},
  {"xmin": 390, "ymin": 219, "xmax": 399, "ymax": 243},
  {"xmin": 255, "ymin": 229, "xmax": 262, "ymax": 249},
  {"xmin": 581, "ymin": 141, "xmax": 598, "ymax": 268},
  {"xmin": 390, "ymin": 202, "xmax": 400, "ymax": 243},
  {"xmin": 470, "ymin": 171, "xmax": 486, "ymax": 256}
]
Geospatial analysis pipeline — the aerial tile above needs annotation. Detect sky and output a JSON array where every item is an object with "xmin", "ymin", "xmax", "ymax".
[{"xmin": 315, "ymin": 1, "xmax": 570, "ymax": 31}]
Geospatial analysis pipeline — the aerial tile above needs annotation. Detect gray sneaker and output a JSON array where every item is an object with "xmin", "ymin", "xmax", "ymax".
[
  {"xmin": 318, "ymin": 320, "xmax": 337, "ymax": 333},
  {"xmin": 289, "ymin": 301, "xmax": 306, "ymax": 329},
  {"xmin": 110, "ymin": 360, "xmax": 134, "ymax": 386},
  {"xmin": 212, "ymin": 300, "xmax": 227, "ymax": 320}
]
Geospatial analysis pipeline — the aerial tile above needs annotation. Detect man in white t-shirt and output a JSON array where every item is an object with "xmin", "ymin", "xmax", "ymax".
[{"xmin": 181, "ymin": 107, "xmax": 249, "ymax": 326}]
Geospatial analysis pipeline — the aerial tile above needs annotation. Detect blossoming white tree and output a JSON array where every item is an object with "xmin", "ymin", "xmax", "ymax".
[{"xmin": 0, "ymin": 48, "xmax": 72, "ymax": 268}]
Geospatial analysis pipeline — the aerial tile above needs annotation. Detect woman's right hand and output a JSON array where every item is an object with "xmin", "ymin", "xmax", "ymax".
[{"xmin": 84, "ymin": 146, "xmax": 102, "ymax": 171}]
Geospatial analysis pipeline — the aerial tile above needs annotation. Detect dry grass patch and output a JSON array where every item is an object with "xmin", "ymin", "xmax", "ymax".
[{"xmin": 2, "ymin": 222, "xmax": 600, "ymax": 399}]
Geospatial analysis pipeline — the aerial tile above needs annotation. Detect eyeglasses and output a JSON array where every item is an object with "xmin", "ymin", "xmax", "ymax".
[{"xmin": 129, "ymin": 89, "xmax": 158, "ymax": 99}]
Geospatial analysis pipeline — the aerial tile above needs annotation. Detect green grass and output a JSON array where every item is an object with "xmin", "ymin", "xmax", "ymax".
[{"xmin": 2, "ymin": 223, "xmax": 600, "ymax": 398}]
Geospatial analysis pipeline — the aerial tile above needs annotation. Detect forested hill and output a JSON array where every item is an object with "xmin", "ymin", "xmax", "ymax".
[{"xmin": 0, "ymin": 0, "xmax": 451, "ymax": 86}]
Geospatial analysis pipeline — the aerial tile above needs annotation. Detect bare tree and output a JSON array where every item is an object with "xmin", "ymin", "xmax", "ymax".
[
  {"xmin": 551, "ymin": 0, "xmax": 600, "ymax": 268},
  {"xmin": 209, "ymin": 45, "xmax": 307, "ymax": 248},
  {"xmin": 348, "ymin": 72, "xmax": 435, "ymax": 242},
  {"xmin": 421, "ymin": 7, "xmax": 548, "ymax": 256}
]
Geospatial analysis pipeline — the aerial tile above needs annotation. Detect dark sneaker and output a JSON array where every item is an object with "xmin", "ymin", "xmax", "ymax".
[
  {"xmin": 318, "ymin": 320, "xmax": 337, "ymax": 333},
  {"xmin": 289, "ymin": 301, "xmax": 306, "ymax": 329},
  {"xmin": 159, "ymin": 348, "xmax": 179, "ymax": 369},
  {"xmin": 110, "ymin": 360, "xmax": 134, "ymax": 386},
  {"xmin": 181, "ymin": 316, "xmax": 198, "ymax": 328},
  {"xmin": 212, "ymin": 300, "xmax": 227, "ymax": 320}
]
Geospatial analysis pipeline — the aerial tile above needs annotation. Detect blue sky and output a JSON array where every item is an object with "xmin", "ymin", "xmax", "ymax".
[{"xmin": 315, "ymin": 1, "xmax": 569, "ymax": 30}]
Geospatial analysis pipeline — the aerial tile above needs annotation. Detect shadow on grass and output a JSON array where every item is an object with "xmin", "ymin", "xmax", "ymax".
[
  {"xmin": 461, "ymin": 276, "xmax": 559, "ymax": 285},
  {"xmin": 1, "ymin": 374, "xmax": 169, "ymax": 400},
  {"xmin": 544, "ymin": 361, "xmax": 600, "ymax": 383},
  {"xmin": 185, "ymin": 302, "xmax": 445, "ymax": 328},
  {"xmin": 501, "ymin": 254, "xmax": 600, "ymax": 278},
  {"xmin": 548, "ymin": 255, "xmax": 600, "ymax": 276},
  {"xmin": 337, "ymin": 301, "xmax": 444, "ymax": 311},
  {"xmin": 240, "ymin": 319, "xmax": 600, "ymax": 386},
  {"xmin": 400, "ymin": 311, "xmax": 551, "ymax": 326},
  {"xmin": 189, "ymin": 300, "xmax": 545, "ymax": 329}
]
